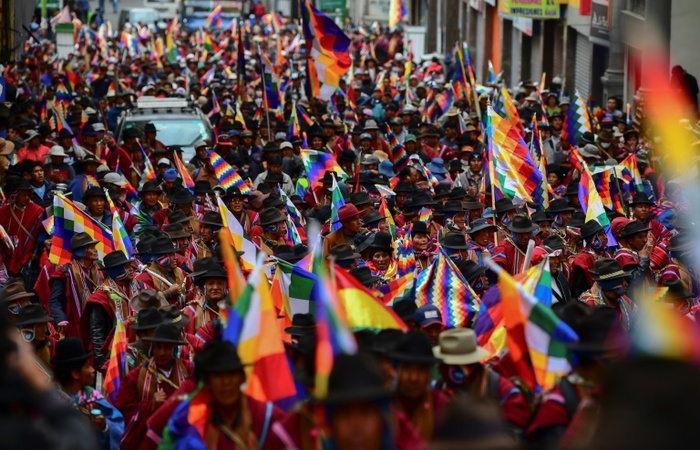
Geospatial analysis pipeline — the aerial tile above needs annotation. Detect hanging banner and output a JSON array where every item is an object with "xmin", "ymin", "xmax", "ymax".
[{"xmin": 499, "ymin": 0, "xmax": 561, "ymax": 19}]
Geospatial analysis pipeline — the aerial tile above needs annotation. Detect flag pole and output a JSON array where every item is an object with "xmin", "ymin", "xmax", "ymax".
[
  {"xmin": 257, "ymin": 43, "xmax": 272, "ymax": 144},
  {"xmin": 486, "ymin": 101, "xmax": 498, "ymax": 245}
]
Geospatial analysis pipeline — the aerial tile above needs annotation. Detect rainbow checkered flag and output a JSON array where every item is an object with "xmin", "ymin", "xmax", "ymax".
[
  {"xmin": 103, "ymin": 317, "xmax": 127, "ymax": 403},
  {"xmin": 105, "ymin": 189, "xmax": 134, "ymax": 258},
  {"xmin": 49, "ymin": 193, "xmax": 115, "ymax": 265},
  {"xmin": 329, "ymin": 175, "xmax": 346, "ymax": 232},
  {"xmin": 562, "ymin": 89, "xmax": 593, "ymax": 145},
  {"xmin": 487, "ymin": 105, "xmax": 545, "ymax": 206},
  {"xmin": 485, "ymin": 260, "xmax": 578, "ymax": 391},
  {"xmin": 209, "ymin": 151, "xmax": 251, "ymax": 194},
  {"xmin": 414, "ymin": 250, "xmax": 479, "ymax": 328}
]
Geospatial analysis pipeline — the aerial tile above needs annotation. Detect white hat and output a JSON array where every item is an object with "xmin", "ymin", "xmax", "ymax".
[
  {"xmin": 97, "ymin": 164, "xmax": 110, "ymax": 173},
  {"xmin": 103, "ymin": 172, "xmax": 127, "ymax": 186},
  {"xmin": 280, "ymin": 141, "xmax": 293, "ymax": 150},
  {"xmin": 157, "ymin": 158, "xmax": 171, "ymax": 167},
  {"xmin": 92, "ymin": 123, "xmax": 105, "ymax": 132},
  {"xmin": 48, "ymin": 146, "xmax": 67, "ymax": 157}
]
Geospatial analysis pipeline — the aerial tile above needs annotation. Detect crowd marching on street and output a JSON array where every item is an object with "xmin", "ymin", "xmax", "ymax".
[{"xmin": 1, "ymin": 1, "xmax": 700, "ymax": 449}]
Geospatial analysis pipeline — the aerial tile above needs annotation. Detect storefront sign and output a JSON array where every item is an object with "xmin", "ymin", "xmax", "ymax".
[
  {"xmin": 590, "ymin": 0, "xmax": 611, "ymax": 45},
  {"xmin": 499, "ymin": 0, "xmax": 561, "ymax": 19}
]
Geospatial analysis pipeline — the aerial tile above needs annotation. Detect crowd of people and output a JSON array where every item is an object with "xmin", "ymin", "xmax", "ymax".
[{"xmin": 1, "ymin": 4, "xmax": 700, "ymax": 450}]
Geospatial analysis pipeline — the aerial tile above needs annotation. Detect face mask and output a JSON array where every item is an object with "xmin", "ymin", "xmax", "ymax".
[
  {"xmin": 447, "ymin": 365, "xmax": 471, "ymax": 385},
  {"xmin": 554, "ymin": 213, "xmax": 563, "ymax": 226},
  {"xmin": 265, "ymin": 224, "xmax": 280, "ymax": 234},
  {"xmin": 472, "ymin": 278, "xmax": 484, "ymax": 291},
  {"xmin": 613, "ymin": 286, "xmax": 626, "ymax": 296},
  {"xmin": 601, "ymin": 142, "xmax": 611, "ymax": 149},
  {"xmin": 450, "ymin": 254, "xmax": 463, "ymax": 264},
  {"xmin": 591, "ymin": 235, "xmax": 603, "ymax": 249},
  {"xmin": 21, "ymin": 326, "xmax": 35, "ymax": 342},
  {"xmin": 8, "ymin": 302, "xmax": 21, "ymax": 315},
  {"xmin": 157, "ymin": 255, "xmax": 171, "ymax": 267},
  {"xmin": 501, "ymin": 215, "xmax": 511, "ymax": 226}
]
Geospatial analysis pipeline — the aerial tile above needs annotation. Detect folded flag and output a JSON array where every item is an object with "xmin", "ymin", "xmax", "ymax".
[
  {"xmin": 329, "ymin": 174, "xmax": 346, "ymax": 232},
  {"xmin": 335, "ymin": 267, "xmax": 407, "ymax": 331}
]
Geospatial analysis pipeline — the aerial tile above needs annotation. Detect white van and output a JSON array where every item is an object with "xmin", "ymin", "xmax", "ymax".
[{"xmin": 144, "ymin": 0, "xmax": 179, "ymax": 20}]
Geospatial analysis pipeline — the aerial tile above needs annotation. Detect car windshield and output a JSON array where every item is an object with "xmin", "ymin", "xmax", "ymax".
[
  {"xmin": 130, "ymin": 10, "xmax": 159, "ymax": 23},
  {"xmin": 124, "ymin": 119, "xmax": 209, "ymax": 147}
]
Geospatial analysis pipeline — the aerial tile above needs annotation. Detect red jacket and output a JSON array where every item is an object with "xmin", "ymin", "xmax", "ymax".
[{"xmin": 0, "ymin": 202, "xmax": 45, "ymax": 275}]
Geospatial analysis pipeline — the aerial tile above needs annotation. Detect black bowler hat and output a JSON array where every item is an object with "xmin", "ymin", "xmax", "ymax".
[
  {"xmin": 581, "ymin": 220, "xmax": 605, "ymax": 240},
  {"xmin": 507, "ymin": 214, "xmax": 538, "ymax": 233},
  {"xmin": 265, "ymin": 172, "xmax": 284, "ymax": 184},
  {"xmin": 194, "ymin": 180, "xmax": 213, "ymax": 195},
  {"xmin": 262, "ymin": 195, "xmax": 285, "ymax": 209},
  {"xmin": 274, "ymin": 244, "xmax": 309, "ymax": 262},
  {"xmin": 628, "ymin": 192, "xmax": 654, "ymax": 206},
  {"xmin": 531, "ymin": 211, "xmax": 553, "ymax": 224},
  {"xmin": 187, "ymin": 257, "xmax": 218, "ymax": 286},
  {"xmin": 546, "ymin": 198, "xmax": 575, "ymax": 214},
  {"xmin": 168, "ymin": 187, "xmax": 196, "ymax": 204},
  {"xmin": 449, "ymin": 187, "xmax": 468, "ymax": 200},
  {"xmin": 70, "ymin": 232, "xmax": 99, "ymax": 250},
  {"xmin": 160, "ymin": 304, "xmax": 191, "ymax": 328},
  {"xmin": 318, "ymin": 353, "xmax": 392, "ymax": 405},
  {"xmin": 394, "ymin": 182, "xmax": 414, "ymax": 193},
  {"xmin": 129, "ymin": 289, "xmax": 166, "ymax": 311},
  {"xmin": 589, "ymin": 258, "xmax": 632, "ymax": 281},
  {"xmin": 135, "ymin": 235, "xmax": 156, "ymax": 255},
  {"xmin": 542, "ymin": 235, "xmax": 567, "ymax": 251},
  {"xmin": 349, "ymin": 266, "xmax": 383, "ymax": 288},
  {"xmin": 393, "ymin": 300, "xmax": 417, "ymax": 322},
  {"xmin": 390, "ymin": 330, "xmax": 442, "ymax": 365},
  {"xmin": 142, "ymin": 324, "xmax": 188, "ymax": 345},
  {"xmin": 349, "ymin": 191, "xmax": 371, "ymax": 207},
  {"xmin": 361, "ymin": 209, "xmax": 386, "ymax": 226},
  {"xmin": 149, "ymin": 236, "xmax": 178, "ymax": 255},
  {"xmin": 200, "ymin": 211, "xmax": 223, "ymax": 227},
  {"xmin": 494, "ymin": 198, "xmax": 516, "ymax": 214},
  {"xmin": 433, "ymin": 183, "xmax": 451, "ymax": 199},
  {"xmin": 441, "ymin": 231, "xmax": 469, "ymax": 250},
  {"xmin": 83, "ymin": 186, "xmax": 107, "ymax": 200},
  {"xmin": 409, "ymin": 191, "xmax": 436, "ymax": 208},
  {"xmin": 122, "ymin": 127, "xmax": 140, "ymax": 139},
  {"xmin": 442, "ymin": 200, "xmax": 465, "ymax": 214},
  {"xmin": 411, "ymin": 220, "xmax": 429, "ymax": 236},
  {"xmin": 168, "ymin": 209, "xmax": 191, "ymax": 225},
  {"xmin": 618, "ymin": 220, "xmax": 651, "ymax": 238},
  {"xmin": 284, "ymin": 313, "xmax": 317, "ymax": 336},
  {"xmin": 198, "ymin": 263, "xmax": 228, "ymax": 281},
  {"xmin": 258, "ymin": 207, "xmax": 287, "ymax": 226},
  {"xmin": 102, "ymin": 250, "xmax": 135, "ymax": 269},
  {"xmin": 457, "ymin": 260, "xmax": 488, "ymax": 283},
  {"xmin": 368, "ymin": 231, "xmax": 394, "ymax": 253},
  {"xmin": 327, "ymin": 243, "xmax": 361, "ymax": 261},
  {"xmin": 163, "ymin": 223, "xmax": 191, "ymax": 239},
  {"xmin": 130, "ymin": 307, "xmax": 164, "ymax": 331},
  {"xmin": 662, "ymin": 279, "xmax": 694, "ymax": 300},
  {"xmin": 50, "ymin": 337, "xmax": 92, "ymax": 366},
  {"xmin": 16, "ymin": 304, "xmax": 53, "ymax": 326},
  {"xmin": 225, "ymin": 186, "xmax": 249, "ymax": 200},
  {"xmin": 566, "ymin": 305, "xmax": 625, "ymax": 352},
  {"xmin": 194, "ymin": 339, "xmax": 246, "ymax": 378},
  {"xmin": 139, "ymin": 180, "xmax": 162, "ymax": 195}
]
